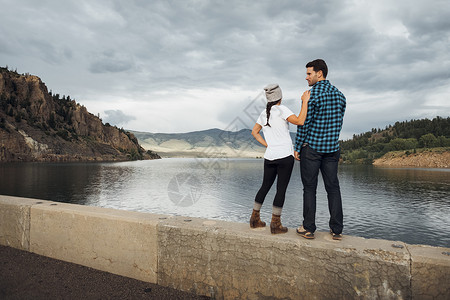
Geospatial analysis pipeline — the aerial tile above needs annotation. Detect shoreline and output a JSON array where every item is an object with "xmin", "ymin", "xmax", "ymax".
[
  {"xmin": 150, "ymin": 150, "xmax": 450, "ymax": 169},
  {"xmin": 373, "ymin": 148, "xmax": 449, "ymax": 169}
]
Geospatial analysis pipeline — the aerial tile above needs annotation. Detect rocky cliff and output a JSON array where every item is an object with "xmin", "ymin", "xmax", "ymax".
[{"xmin": 0, "ymin": 68, "xmax": 160, "ymax": 162}]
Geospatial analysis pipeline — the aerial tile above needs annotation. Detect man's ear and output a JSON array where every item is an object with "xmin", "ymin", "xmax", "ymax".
[{"xmin": 317, "ymin": 70, "xmax": 323, "ymax": 79}]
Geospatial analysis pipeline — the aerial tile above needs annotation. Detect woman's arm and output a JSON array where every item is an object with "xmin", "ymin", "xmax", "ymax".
[
  {"xmin": 287, "ymin": 90, "xmax": 310, "ymax": 125},
  {"xmin": 251, "ymin": 123, "xmax": 268, "ymax": 147}
]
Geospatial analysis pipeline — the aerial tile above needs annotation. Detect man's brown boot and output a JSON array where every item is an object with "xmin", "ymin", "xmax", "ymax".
[
  {"xmin": 250, "ymin": 209, "xmax": 266, "ymax": 228},
  {"xmin": 270, "ymin": 214, "xmax": 288, "ymax": 234}
]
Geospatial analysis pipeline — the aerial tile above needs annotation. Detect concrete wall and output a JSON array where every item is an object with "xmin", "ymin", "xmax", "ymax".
[{"xmin": 1, "ymin": 195, "xmax": 449, "ymax": 299}]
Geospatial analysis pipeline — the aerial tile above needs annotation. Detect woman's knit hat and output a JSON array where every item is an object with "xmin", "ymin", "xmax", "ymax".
[{"xmin": 264, "ymin": 84, "xmax": 282, "ymax": 102}]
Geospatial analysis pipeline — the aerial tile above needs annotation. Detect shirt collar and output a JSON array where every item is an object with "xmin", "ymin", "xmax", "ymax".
[{"xmin": 312, "ymin": 80, "xmax": 329, "ymax": 88}]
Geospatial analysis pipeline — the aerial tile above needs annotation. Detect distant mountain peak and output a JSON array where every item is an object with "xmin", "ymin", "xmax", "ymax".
[{"xmin": 130, "ymin": 128, "xmax": 296, "ymax": 158}]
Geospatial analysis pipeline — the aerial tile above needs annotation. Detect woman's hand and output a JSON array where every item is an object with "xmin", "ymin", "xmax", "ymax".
[
  {"xmin": 252, "ymin": 123, "xmax": 268, "ymax": 147},
  {"xmin": 301, "ymin": 90, "xmax": 310, "ymax": 103},
  {"xmin": 287, "ymin": 90, "xmax": 310, "ymax": 126}
]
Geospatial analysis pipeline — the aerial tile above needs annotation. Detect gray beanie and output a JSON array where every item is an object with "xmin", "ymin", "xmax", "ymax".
[{"xmin": 264, "ymin": 84, "xmax": 282, "ymax": 102}]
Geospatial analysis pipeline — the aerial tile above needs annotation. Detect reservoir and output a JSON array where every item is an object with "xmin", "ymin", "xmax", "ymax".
[{"xmin": 1, "ymin": 158, "xmax": 449, "ymax": 248}]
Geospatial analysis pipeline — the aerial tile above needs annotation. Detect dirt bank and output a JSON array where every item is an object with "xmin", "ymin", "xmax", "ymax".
[{"xmin": 373, "ymin": 148, "xmax": 450, "ymax": 168}]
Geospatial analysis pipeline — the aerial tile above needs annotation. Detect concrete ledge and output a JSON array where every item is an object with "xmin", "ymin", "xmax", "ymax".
[
  {"xmin": 1, "ymin": 195, "xmax": 449, "ymax": 299},
  {"xmin": 410, "ymin": 245, "xmax": 450, "ymax": 299},
  {"xmin": 0, "ymin": 196, "xmax": 51, "ymax": 250},
  {"xmin": 158, "ymin": 216, "xmax": 412, "ymax": 299},
  {"xmin": 29, "ymin": 201, "xmax": 166, "ymax": 283}
]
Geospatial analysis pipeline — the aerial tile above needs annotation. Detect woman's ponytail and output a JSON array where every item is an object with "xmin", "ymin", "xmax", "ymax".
[{"xmin": 265, "ymin": 100, "xmax": 281, "ymax": 127}]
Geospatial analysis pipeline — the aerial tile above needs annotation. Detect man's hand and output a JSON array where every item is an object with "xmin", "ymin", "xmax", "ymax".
[{"xmin": 294, "ymin": 151, "xmax": 300, "ymax": 161}]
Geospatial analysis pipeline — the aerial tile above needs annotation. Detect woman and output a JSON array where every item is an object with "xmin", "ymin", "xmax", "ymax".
[{"xmin": 250, "ymin": 84, "xmax": 309, "ymax": 234}]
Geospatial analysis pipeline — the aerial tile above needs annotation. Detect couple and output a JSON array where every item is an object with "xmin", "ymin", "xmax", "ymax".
[{"xmin": 250, "ymin": 59, "xmax": 346, "ymax": 240}]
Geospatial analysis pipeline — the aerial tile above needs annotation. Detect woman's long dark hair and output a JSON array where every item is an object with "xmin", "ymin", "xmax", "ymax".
[{"xmin": 265, "ymin": 100, "xmax": 281, "ymax": 127}]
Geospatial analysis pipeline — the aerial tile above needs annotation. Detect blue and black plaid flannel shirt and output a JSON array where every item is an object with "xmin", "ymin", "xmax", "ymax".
[{"xmin": 294, "ymin": 80, "xmax": 346, "ymax": 153}]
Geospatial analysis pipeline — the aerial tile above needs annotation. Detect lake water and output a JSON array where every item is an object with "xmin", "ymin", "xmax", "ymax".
[{"xmin": 1, "ymin": 158, "xmax": 449, "ymax": 248}]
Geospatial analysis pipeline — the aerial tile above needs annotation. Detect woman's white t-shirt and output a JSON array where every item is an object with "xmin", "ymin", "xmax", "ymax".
[{"xmin": 256, "ymin": 105, "xmax": 295, "ymax": 160}]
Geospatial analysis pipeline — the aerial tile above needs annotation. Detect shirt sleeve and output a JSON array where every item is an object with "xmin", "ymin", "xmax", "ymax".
[
  {"xmin": 341, "ymin": 93, "xmax": 347, "ymax": 115},
  {"xmin": 294, "ymin": 87, "xmax": 318, "ymax": 152},
  {"xmin": 280, "ymin": 105, "xmax": 295, "ymax": 120},
  {"xmin": 256, "ymin": 111, "xmax": 265, "ymax": 126},
  {"xmin": 294, "ymin": 130, "xmax": 302, "ymax": 152}
]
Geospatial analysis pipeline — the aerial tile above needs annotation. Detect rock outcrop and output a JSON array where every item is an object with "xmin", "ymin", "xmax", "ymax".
[
  {"xmin": 0, "ymin": 68, "xmax": 160, "ymax": 162},
  {"xmin": 373, "ymin": 148, "xmax": 450, "ymax": 168}
]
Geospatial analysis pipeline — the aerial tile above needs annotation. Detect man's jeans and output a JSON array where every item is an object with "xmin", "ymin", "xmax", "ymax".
[{"xmin": 300, "ymin": 145, "xmax": 343, "ymax": 234}]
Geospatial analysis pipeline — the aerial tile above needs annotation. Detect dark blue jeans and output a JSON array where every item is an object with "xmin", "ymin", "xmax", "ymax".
[{"xmin": 300, "ymin": 145, "xmax": 343, "ymax": 234}]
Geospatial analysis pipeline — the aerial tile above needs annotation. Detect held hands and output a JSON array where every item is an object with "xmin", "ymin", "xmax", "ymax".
[
  {"xmin": 301, "ymin": 90, "xmax": 310, "ymax": 103},
  {"xmin": 294, "ymin": 151, "xmax": 300, "ymax": 161}
]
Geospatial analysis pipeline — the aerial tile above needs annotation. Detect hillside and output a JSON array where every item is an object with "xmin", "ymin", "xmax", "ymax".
[
  {"xmin": 132, "ymin": 128, "xmax": 274, "ymax": 158},
  {"xmin": 132, "ymin": 117, "xmax": 450, "ymax": 168},
  {"xmin": 373, "ymin": 147, "xmax": 449, "ymax": 168},
  {"xmin": 132, "ymin": 129, "xmax": 300, "ymax": 158},
  {"xmin": 340, "ymin": 117, "xmax": 450, "ymax": 166},
  {"xmin": 0, "ymin": 67, "xmax": 160, "ymax": 162}
]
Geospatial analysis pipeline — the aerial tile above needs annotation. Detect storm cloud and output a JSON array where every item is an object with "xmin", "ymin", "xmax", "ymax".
[
  {"xmin": 103, "ymin": 109, "xmax": 136, "ymax": 127},
  {"xmin": 1, "ymin": 0, "xmax": 449, "ymax": 138}
]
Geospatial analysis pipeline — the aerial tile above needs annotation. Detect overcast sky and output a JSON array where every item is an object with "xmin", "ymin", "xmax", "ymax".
[{"xmin": 1, "ymin": 0, "xmax": 449, "ymax": 139}]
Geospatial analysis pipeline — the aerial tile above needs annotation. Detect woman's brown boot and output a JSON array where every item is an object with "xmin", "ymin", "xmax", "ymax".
[
  {"xmin": 270, "ymin": 214, "xmax": 288, "ymax": 234},
  {"xmin": 250, "ymin": 209, "xmax": 266, "ymax": 228}
]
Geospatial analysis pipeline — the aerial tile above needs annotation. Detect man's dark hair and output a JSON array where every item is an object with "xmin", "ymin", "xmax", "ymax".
[{"xmin": 306, "ymin": 59, "xmax": 328, "ymax": 78}]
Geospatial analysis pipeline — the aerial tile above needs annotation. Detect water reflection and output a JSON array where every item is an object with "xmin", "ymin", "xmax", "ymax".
[
  {"xmin": 0, "ymin": 160, "xmax": 449, "ymax": 248},
  {"xmin": 0, "ymin": 162, "xmax": 102, "ymax": 204},
  {"xmin": 339, "ymin": 165, "xmax": 450, "ymax": 247}
]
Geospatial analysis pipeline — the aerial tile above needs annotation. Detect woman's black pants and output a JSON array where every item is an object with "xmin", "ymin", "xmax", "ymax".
[{"xmin": 255, "ymin": 155, "xmax": 294, "ymax": 208}]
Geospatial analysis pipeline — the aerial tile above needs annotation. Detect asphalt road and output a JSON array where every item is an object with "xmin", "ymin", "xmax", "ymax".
[{"xmin": 0, "ymin": 245, "xmax": 210, "ymax": 300}]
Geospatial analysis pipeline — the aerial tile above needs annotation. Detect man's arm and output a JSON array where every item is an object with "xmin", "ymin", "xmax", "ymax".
[{"xmin": 294, "ymin": 125, "xmax": 304, "ymax": 161}]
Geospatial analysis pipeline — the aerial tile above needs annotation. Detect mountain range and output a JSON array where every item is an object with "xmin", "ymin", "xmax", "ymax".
[{"xmin": 131, "ymin": 129, "xmax": 297, "ymax": 158}]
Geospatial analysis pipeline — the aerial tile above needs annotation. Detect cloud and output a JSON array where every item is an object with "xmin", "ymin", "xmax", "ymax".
[
  {"xmin": 103, "ymin": 109, "xmax": 136, "ymax": 127},
  {"xmin": 0, "ymin": 0, "xmax": 449, "ymax": 139},
  {"xmin": 89, "ymin": 50, "xmax": 135, "ymax": 73}
]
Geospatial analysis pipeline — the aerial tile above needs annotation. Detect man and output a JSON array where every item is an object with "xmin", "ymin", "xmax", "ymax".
[{"xmin": 294, "ymin": 59, "xmax": 346, "ymax": 240}]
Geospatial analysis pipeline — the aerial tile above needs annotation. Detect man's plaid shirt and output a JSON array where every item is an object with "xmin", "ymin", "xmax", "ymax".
[{"xmin": 294, "ymin": 80, "xmax": 346, "ymax": 153}]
